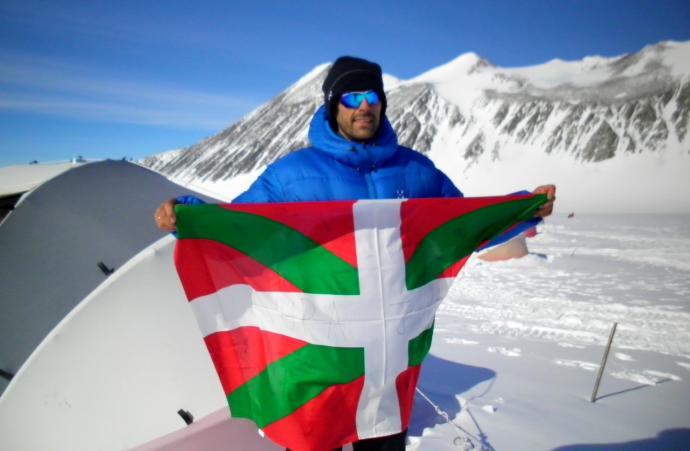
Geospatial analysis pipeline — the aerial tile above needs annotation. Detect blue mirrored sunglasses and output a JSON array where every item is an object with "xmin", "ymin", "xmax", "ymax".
[{"xmin": 339, "ymin": 90, "xmax": 381, "ymax": 109}]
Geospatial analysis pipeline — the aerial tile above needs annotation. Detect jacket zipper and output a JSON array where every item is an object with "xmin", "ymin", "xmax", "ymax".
[
  {"xmin": 361, "ymin": 145, "xmax": 378, "ymax": 199},
  {"xmin": 364, "ymin": 170, "xmax": 377, "ymax": 198}
]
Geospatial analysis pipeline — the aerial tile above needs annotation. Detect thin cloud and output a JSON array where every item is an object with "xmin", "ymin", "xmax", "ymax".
[
  {"xmin": 0, "ymin": 1, "xmax": 221, "ymax": 55},
  {"xmin": 0, "ymin": 1, "xmax": 288, "ymax": 72},
  {"xmin": 0, "ymin": 94, "xmax": 235, "ymax": 130},
  {"xmin": 0, "ymin": 54, "xmax": 260, "ymax": 130}
]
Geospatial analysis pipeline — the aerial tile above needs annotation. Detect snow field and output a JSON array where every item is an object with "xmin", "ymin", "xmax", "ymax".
[{"xmin": 408, "ymin": 213, "xmax": 690, "ymax": 450}]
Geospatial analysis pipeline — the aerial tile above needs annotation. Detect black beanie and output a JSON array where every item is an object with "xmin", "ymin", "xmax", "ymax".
[{"xmin": 322, "ymin": 56, "xmax": 387, "ymax": 128}]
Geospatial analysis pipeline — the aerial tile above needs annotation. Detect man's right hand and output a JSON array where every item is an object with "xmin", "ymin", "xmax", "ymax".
[{"xmin": 154, "ymin": 199, "xmax": 177, "ymax": 232}]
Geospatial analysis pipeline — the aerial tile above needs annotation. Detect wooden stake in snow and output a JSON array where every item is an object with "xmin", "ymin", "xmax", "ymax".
[{"xmin": 590, "ymin": 322, "xmax": 618, "ymax": 403}]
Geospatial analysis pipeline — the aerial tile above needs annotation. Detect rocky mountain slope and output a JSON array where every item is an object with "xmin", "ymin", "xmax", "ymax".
[{"xmin": 143, "ymin": 41, "xmax": 690, "ymax": 212}]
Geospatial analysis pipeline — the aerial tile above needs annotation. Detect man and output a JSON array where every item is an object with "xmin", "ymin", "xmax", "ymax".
[
  {"xmin": 157, "ymin": 56, "xmax": 554, "ymax": 225},
  {"xmin": 156, "ymin": 56, "xmax": 555, "ymax": 449}
]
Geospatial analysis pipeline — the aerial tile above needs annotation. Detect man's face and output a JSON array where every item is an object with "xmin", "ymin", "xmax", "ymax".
[{"xmin": 335, "ymin": 93, "xmax": 381, "ymax": 142}]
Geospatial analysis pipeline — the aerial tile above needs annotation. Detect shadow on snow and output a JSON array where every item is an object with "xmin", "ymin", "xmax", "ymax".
[
  {"xmin": 595, "ymin": 378, "xmax": 673, "ymax": 402},
  {"xmin": 552, "ymin": 428, "xmax": 690, "ymax": 450},
  {"xmin": 409, "ymin": 353, "xmax": 496, "ymax": 447}
]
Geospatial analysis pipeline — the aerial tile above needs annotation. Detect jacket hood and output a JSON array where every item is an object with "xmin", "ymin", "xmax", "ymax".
[{"xmin": 307, "ymin": 105, "xmax": 398, "ymax": 169}]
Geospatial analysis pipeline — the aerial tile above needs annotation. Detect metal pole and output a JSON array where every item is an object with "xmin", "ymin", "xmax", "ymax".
[{"xmin": 590, "ymin": 322, "xmax": 618, "ymax": 403}]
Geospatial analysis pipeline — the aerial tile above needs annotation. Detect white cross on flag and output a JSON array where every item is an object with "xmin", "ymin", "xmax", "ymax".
[{"xmin": 173, "ymin": 195, "xmax": 545, "ymax": 451}]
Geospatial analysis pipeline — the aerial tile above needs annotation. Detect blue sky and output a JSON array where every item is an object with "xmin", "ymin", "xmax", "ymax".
[{"xmin": 1, "ymin": 0, "xmax": 689, "ymax": 167}]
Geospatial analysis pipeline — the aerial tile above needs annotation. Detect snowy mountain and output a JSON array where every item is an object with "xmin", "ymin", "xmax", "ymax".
[{"xmin": 142, "ymin": 41, "xmax": 690, "ymax": 213}]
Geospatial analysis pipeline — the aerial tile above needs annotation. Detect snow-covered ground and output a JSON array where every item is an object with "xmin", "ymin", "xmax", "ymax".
[{"xmin": 409, "ymin": 213, "xmax": 690, "ymax": 450}]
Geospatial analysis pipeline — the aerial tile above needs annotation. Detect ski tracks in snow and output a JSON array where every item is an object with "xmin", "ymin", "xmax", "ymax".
[{"xmin": 439, "ymin": 218, "xmax": 690, "ymax": 359}]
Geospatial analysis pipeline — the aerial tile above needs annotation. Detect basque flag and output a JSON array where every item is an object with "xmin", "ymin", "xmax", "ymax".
[{"xmin": 174, "ymin": 195, "xmax": 545, "ymax": 451}]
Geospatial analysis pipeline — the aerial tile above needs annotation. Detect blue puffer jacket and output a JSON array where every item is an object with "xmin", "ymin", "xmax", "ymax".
[
  {"xmin": 231, "ymin": 106, "xmax": 462, "ymax": 203},
  {"xmin": 176, "ymin": 106, "xmax": 538, "ymax": 244}
]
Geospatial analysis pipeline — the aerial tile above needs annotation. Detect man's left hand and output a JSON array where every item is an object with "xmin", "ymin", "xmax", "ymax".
[{"xmin": 532, "ymin": 184, "xmax": 556, "ymax": 218}]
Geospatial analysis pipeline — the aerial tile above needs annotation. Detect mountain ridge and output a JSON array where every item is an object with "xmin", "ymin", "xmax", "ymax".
[{"xmin": 142, "ymin": 41, "xmax": 690, "ymax": 213}]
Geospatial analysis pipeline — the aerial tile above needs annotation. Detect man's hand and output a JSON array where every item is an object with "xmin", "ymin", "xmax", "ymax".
[
  {"xmin": 532, "ymin": 184, "xmax": 556, "ymax": 218},
  {"xmin": 154, "ymin": 199, "xmax": 177, "ymax": 232}
]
